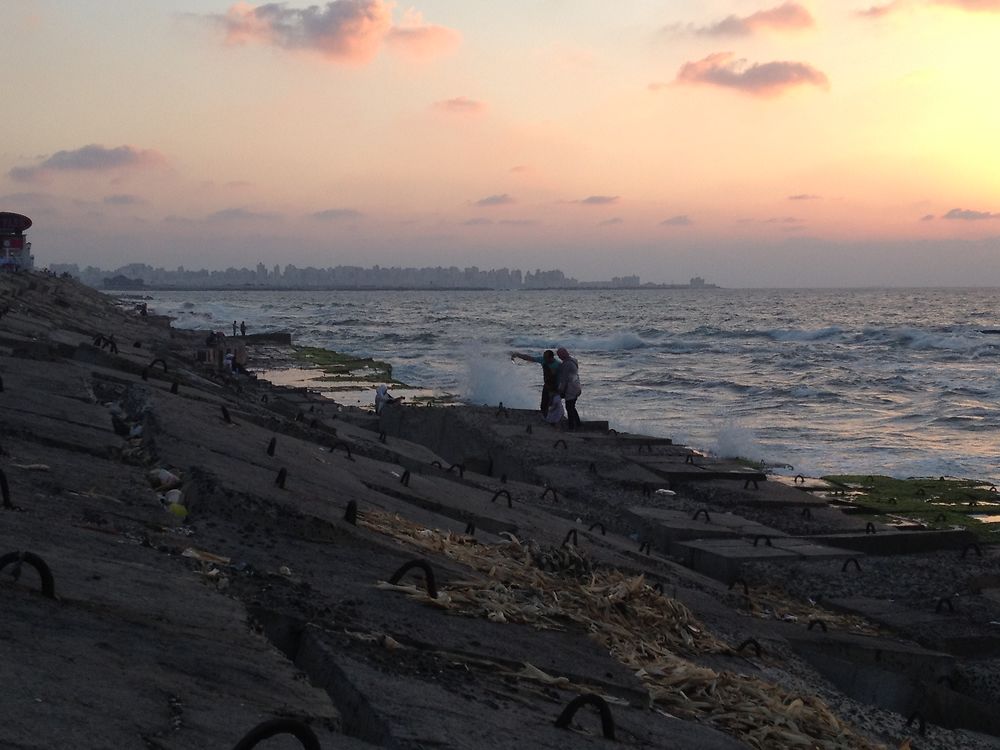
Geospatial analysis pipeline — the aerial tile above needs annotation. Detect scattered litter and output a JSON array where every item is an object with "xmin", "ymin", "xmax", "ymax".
[
  {"xmin": 182, "ymin": 548, "xmax": 231, "ymax": 565},
  {"xmin": 12, "ymin": 463, "xmax": 50, "ymax": 471},
  {"xmin": 655, "ymin": 489, "xmax": 676, "ymax": 496},
  {"xmin": 278, "ymin": 565, "xmax": 292, "ymax": 576}
]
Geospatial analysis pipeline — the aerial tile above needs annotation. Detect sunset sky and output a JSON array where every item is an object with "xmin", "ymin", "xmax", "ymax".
[{"xmin": 4, "ymin": 0, "xmax": 1000, "ymax": 286}]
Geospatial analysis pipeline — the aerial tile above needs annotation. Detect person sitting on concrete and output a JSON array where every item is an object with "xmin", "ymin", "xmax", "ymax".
[{"xmin": 374, "ymin": 384, "xmax": 403, "ymax": 414}]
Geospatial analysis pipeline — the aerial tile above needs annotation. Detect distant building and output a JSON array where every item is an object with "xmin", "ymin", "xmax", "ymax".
[
  {"xmin": 0, "ymin": 212, "xmax": 34, "ymax": 271},
  {"xmin": 689, "ymin": 276, "xmax": 706, "ymax": 287}
]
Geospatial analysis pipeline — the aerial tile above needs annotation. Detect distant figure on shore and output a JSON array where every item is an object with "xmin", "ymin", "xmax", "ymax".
[
  {"xmin": 240, "ymin": 320, "xmax": 246, "ymax": 337},
  {"xmin": 232, "ymin": 320, "xmax": 238, "ymax": 337},
  {"xmin": 374, "ymin": 384, "xmax": 403, "ymax": 414},
  {"xmin": 511, "ymin": 349, "xmax": 561, "ymax": 416},
  {"xmin": 556, "ymin": 347, "xmax": 582, "ymax": 430}
]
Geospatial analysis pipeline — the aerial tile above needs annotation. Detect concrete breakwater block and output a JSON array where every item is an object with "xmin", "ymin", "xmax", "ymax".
[
  {"xmin": 676, "ymin": 537, "xmax": 858, "ymax": 582},
  {"xmin": 808, "ymin": 528, "xmax": 976, "ymax": 555},
  {"xmin": 625, "ymin": 506, "xmax": 786, "ymax": 549},
  {"xmin": 634, "ymin": 457, "xmax": 767, "ymax": 486}
]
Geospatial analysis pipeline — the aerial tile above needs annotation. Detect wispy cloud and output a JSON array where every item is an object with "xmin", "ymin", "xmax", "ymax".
[
  {"xmin": 310, "ymin": 208, "xmax": 363, "ymax": 220},
  {"xmin": 433, "ymin": 96, "xmax": 486, "ymax": 115},
  {"xmin": 210, "ymin": 1, "xmax": 458, "ymax": 65},
  {"xmin": 385, "ymin": 9, "xmax": 461, "ymax": 61},
  {"xmin": 463, "ymin": 217, "xmax": 493, "ymax": 225},
  {"xmin": 599, "ymin": 217, "xmax": 623, "ymax": 226},
  {"xmin": 943, "ymin": 208, "xmax": 1000, "ymax": 220},
  {"xmin": 499, "ymin": 219, "xmax": 537, "ymax": 226},
  {"xmin": 921, "ymin": 214, "xmax": 936, "ymax": 221},
  {"xmin": 788, "ymin": 193, "xmax": 821, "ymax": 200},
  {"xmin": 676, "ymin": 52, "xmax": 829, "ymax": 96},
  {"xmin": 103, "ymin": 194, "xmax": 145, "ymax": 206},
  {"xmin": 575, "ymin": 195, "xmax": 619, "ymax": 205},
  {"xmin": 934, "ymin": 0, "xmax": 1000, "ymax": 11},
  {"xmin": 9, "ymin": 144, "xmax": 165, "ymax": 182},
  {"xmin": 206, "ymin": 207, "xmax": 281, "ymax": 222},
  {"xmin": 696, "ymin": 2, "xmax": 815, "ymax": 36},
  {"xmin": 661, "ymin": 215, "xmax": 693, "ymax": 226},
  {"xmin": 858, "ymin": 0, "xmax": 1000, "ymax": 18},
  {"xmin": 856, "ymin": 1, "xmax": 907, "ymax": 17},
  {"xmin": 474, "ymin": 193, "xmax": 514, "ymax": 207}
]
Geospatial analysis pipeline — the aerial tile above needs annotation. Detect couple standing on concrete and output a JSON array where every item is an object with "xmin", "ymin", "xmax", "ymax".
[{"xmin": 511, "ymin": 347, "xmax": 583, "ymax": 430}]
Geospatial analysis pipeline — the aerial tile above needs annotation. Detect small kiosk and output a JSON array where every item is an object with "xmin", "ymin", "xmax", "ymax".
[{"xmin": 0, "ymin": 212, "xmax": 33, "ymax": 271}]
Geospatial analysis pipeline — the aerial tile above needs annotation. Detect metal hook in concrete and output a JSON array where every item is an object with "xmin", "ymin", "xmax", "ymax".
[
  {"xmin": 170, "ymin": 380, "xmax": 179, "ymax": 394},
  {"xmin": 752, "ymin": 535, "xmax": 773, "ymax": 548},
  {"xmin": 562, "ymin": 529, "xmax": 578, "ymax": 547},
  {"xmin": 692, "ymin": 509, "xmax": 711, "ymax": 523},
  {"xmin": 275, "ymin": 468, "xmax": 287, "ymax": 489},
  {"xmin": 431, "ymin": 461, "xmax": 443, "ymax": 469},
  {"xmin": 685, "ymin": 454, "xmax": 695, "ymax": 465},
  {"xmin": 221, "ymin": 405, "xmax": 233, "ymax": 424},
  {"xmin": 447, "ymin": 463, "xmax": 465, "ymax": 478},
  {"xmin": 464, "ymin": 522, "xmax": 476, "ymax": 536},
  {"xmin": 526, "ymin": 424, "xmax": 533, "ymax": 434},
  {"xmin": 652, "ymin": 582, "xmax": 664, "ymax": 595},
  {"xmin": 935, "ymin": 596, "xmax": 955, "ymax": 614},
  {"xmin": 149, "ymin": 358, "xmax": 168, "ymax": 372},
  {"xmin": 639, "ymin": 541, "xmax": 651, "ymax": 555},
  {"xmin": 807, "ymin": 619, "xmax": 828, "ymax": 632},
  {"xmin": 554, "ymin": 693, "xmax": 616, "ymax": 740},
  {"xmin": 794, "ymin": 474, "xmax": 805, "ymax": 484},
  {"xmin": 588, "ymin": 522, "xmax": 606, "ymax": 535},
  {"xmin": 378, "ymin": 431, "xmax": 387, "ymax": 443},
  {"xmin": 0, "ymin": 469, "xmax": 12, "ymax": 510},
  {"xmin": 801, "ymin": 507, "xmax": 812, "ymax": 519},
  {"xmin": 735, "ymin": 638, "xmax": 762, "ymax": 657},
  {"xmin": 230, "ymin": 718, "xmax": 321, "ymax": 750},
  {"xmin": 553, "ymin": 439, "xmax": 568, "ymax": 450},
  {"xmin": 331, "ymin": 442, "xmax": 354, "ymax": 460},
  {"xmin": 267, "ymin": 437, "xmax": 276, "ymax": 457},
  {"xmin": 388, "ymin": 559, "xmax": 438, "ymax": 599},
  {"xmin": 344, "ymin": 500, "xmax": 358, "ymax": 526},
  {"xmin": 491, "ymin": 490, "xmax": 512, "ymax": 508},
  {"xmin": 400, "ymin": 470, "xmax": 411, "ymax": 487},
  {"xmin": 744, "ymin": 478, "xmax": 760, "ymax": 490},
  {"xmin": 841, "ymin": 558, "xmax": 861, "ymax": 572},
  {"xmin": 962, "ymin": 543, "xmax": 983, "ymax": 558},
  {"xmin": 642, "ymin": 485, "xmax": 652, "ymax": 497},
  {"xmin": 906, "ymin": 712, "xmax": 927, "ymax": 736},
  {"xmin": 541, "ymin": 487, "xmax": 558, "ymax": 502},
  {"xmin": 865, "ymin": 522, "xmax": 876, "ymax": 535},
  {"xmin": 0, "ymin": 551, "xmax": 55, "ymax": 599},
  {"xmin": 588, "ymin": 462, "xmax": 598, "ymax": 474},
  {"xmin": 728, "ymin": 578, "xmax": 749, "ymax": 596}
]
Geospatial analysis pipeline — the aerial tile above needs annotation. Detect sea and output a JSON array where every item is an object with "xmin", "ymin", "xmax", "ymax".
[{"xmin": 140, "ymin": 287, "xmax": 1000, "ymax": 484}]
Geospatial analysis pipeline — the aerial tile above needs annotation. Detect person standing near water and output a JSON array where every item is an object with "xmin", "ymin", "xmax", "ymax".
[
  {"xmin": 240, "ymin": 320, "xmax": 246, "ymax": 337},
  {"xmin": 511, "ymin": 349, "xmax": 560, "ymax": 415},
  {"xmin": 232, "ymin": 320, "xmax": 238, "ymax": 337},
  {"xmin": 556, "ymin": 347, "xmax": 582, "ymax": 430}
]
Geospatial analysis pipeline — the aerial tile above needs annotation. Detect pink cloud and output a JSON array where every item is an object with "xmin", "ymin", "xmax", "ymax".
[
  {"xmin": 676, "ymin": 52, "xmax": 829, "ymax": 96},
  {"xmin": 697, "ymin": 2, "xmax": 815, "ymax": 35},
  {"xmin": 933, "ymin": 0, "xmax": 1000, "ymax": 10},
  {"xmin": 9, "ymin": 144, "xmax": 165, "ymax": 182},
  {"xmin": 385, "ymin": 9, "xmax": 461, "ymax": 61},
  {"xmin": 214, "ymin": 1, "xmax": 458, "ymax": 65},
  {"xmin": 433, "ymin": 96, "xmax": 486, "ymax": 115}
]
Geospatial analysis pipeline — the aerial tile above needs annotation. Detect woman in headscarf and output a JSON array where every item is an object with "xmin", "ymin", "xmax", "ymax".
[{"xmin": 556, "ymin": 347, "xmax": 582, "ymax": 431}]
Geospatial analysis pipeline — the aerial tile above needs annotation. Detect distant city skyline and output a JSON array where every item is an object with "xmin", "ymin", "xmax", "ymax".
[
  {"xmin": 56, "ymin": 260, "xmax": 715, "ymax": 291},
  {"xmin": 3, "ymin": 2, "xmax": 1000, "ymax": 287}
]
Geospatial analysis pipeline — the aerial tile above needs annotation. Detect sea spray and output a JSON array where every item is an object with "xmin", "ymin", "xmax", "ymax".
[
  {"xmin": 461, "ymin": 351, "xmax": 537, "ymax": 408},
  {"xmin": 710, "ymin": 421, "xmax": 767, "ymax": 465}
]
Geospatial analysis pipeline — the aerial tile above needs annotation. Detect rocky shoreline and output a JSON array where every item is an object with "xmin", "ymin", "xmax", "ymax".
[{"xmin": 2, "ymin": 270, "xmax": 999, "ymax": 749}]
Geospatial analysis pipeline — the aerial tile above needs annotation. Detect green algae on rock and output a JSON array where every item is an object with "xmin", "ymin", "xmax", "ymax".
[
  {"xmin": 823, "ymin": 474, "xmax": 1000, "ymax": 539},
  {"xmin": 292, "ymin": 345, "xmax": 407, "ymax": 386}
]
